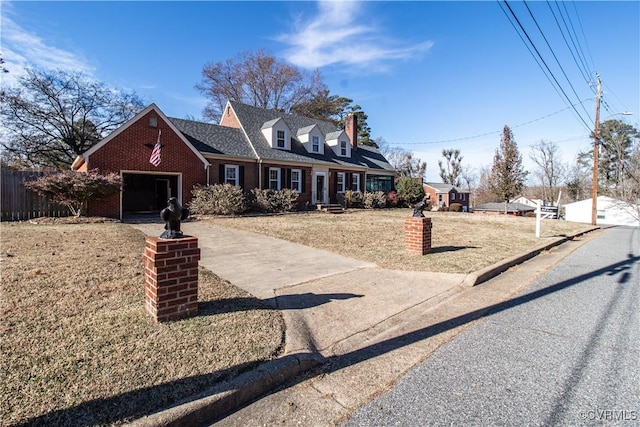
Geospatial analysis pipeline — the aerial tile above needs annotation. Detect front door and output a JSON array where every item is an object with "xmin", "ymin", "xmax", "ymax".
[{"xmin": 315, "ymin": 173, "xmax": 327, "ymax": 204}]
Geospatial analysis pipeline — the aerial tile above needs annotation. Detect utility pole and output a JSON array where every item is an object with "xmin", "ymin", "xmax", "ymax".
[{"xmin": 591, "ymin": 74, "xmax": 602, "ymax": 226}]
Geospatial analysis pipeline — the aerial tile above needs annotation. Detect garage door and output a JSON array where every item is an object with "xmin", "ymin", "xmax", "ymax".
[{"xmin": 122, "ymin": 173, "xmax": 178, "ymax": 213}]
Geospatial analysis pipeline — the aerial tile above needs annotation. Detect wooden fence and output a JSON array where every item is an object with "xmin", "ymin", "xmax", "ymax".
[{"xmin": 1, "ymin": 169, "xmax": 72, "ymax": 221}]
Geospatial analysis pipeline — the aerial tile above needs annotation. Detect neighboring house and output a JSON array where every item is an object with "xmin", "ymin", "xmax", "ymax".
[
  {"xmin": 473, "ymin": 202, "xmax": 536, "ymax": 216},
  {"xmin": 564, "ymin": 196, "xmax": 639, "ymax": 227},
  {"xmin": 510, "ymin": 195, "xmax": 558, "ymax": 219},
  {"xmin": 510, "ymin": 196, "xmax": 543, "ymax": 208},
  {"xmin": 423, "ymin": 182, "xmax": 470, "ymax": 212},
  {"xmin": 71, "ymin": 101, "xmax": 396, "ymax": 219}
]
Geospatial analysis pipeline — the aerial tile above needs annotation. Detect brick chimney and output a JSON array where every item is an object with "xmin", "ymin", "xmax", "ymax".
[{"xmin": 345, "ymin": 113, "xmax": 357, "ymax": 151}]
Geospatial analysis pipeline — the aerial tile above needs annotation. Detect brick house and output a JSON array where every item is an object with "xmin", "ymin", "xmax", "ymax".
[
  {"xmin": 422, "ymin": 182, "xmax": 470, "ymax": 212},
  {"xmin": 71, "ymin": 101, "xmax": 396, "ymax": 219}
]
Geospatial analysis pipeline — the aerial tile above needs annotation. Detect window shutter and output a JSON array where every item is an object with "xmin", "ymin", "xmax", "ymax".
[
  {"xmin": 332, "ymin": 172, "xmax": 338, "ymax": 195},
  {"xmin": 219, "ymin": 164, "xmax": 225, "ymax": 184},
  {"xmin": 264, "ymin": 167, "xmax": 269, "ymax": 189},
  {"xmin": 301, "ymin": 170, "xmax": 306, "ymax": 193},
  {"xmin": 284, "ymin": 168, "xmax": 289, "ymax": 190},
  {"xmin": 346, "ymin": 173, "xmax": 351, "ymax": 191},
  {"xmin": 239, "ymin": 166, "xmax": 245, "ymax": 188}
]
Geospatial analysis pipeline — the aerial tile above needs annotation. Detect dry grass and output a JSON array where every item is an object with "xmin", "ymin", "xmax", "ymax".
[
  {"xmin": 197, "ymin": 209, "xmax": 594, "ymax": 274},
  {"xmin": 0, "ymin": 210, "xmax": 593, "ymax": 425},
  {"xmin": 0, "ymin": 222, "xmax": 284, "ymax": 426}
]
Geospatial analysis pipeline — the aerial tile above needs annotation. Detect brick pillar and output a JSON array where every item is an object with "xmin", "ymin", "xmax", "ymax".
[
  {"xmin": 143, "ymin": 236, "xmax": 200, "ymax": 323},
  {"xmin": 404, "ymin": 217, "xmax": 432, "ymax": 255}
]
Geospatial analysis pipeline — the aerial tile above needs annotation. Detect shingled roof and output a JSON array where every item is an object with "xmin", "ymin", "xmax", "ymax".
[
  {"xmin": 169, "ymin": 117, "xmax": 257, "ymax": 159},
  {"xmin": 424, "ymin": 182, "xmax": 465, "ymax": 193},
  {"xmin": 474, "ymin": 202, "xmax": 535, "ymax": 213},
  {"xmin": 228, "ymin": 101, "xmax": 394, "ymax": 171}
]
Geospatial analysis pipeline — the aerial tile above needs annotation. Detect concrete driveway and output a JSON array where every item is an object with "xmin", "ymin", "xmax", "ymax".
[{"xmin": 129, "ymin": 219, "xmax": 467, "ymax": 356}]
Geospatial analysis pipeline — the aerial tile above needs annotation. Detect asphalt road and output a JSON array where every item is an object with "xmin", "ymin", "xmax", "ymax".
[{"xmin": 344, "ymin": 226, "xmax": 640, "ymax": 426}]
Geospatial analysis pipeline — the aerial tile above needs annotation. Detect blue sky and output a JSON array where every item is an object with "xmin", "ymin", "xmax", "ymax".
[{"xmin": 2, "ymin": 1, "xmax": 638, "ymax": 183}]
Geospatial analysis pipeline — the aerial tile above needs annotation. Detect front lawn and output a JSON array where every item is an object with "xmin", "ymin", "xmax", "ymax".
[
  {"xmin": 197, "ymin": 209, "xmax": 594, "ymax": 274},
  {"xmin": 0, "ymin": 222, "xmax": 284, "ymax": 426}
]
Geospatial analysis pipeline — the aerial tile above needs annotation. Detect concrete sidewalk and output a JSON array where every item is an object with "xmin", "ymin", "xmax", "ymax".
[{"xmin": 129, "ymin": 219, "xmax": 598, "ymax": 426}]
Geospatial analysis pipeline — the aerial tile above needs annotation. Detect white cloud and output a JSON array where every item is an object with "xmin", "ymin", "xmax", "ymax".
[
  {"xmin": 276, "ymin": 1, "xmax": 433, "ymax": 71},
  {"xmin": 0, "ymin": 11, "xmax": 95, "ymax": 86}
]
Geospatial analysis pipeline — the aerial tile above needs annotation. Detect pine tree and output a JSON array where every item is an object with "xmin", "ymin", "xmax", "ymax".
[{"xmin": 491, "ymin": 126, "xmax": 528, "ymax": 212}]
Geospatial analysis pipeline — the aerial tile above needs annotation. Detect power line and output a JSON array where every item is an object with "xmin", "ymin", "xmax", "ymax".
[
  {"xmin": 498, "ymin": 0, "xmax": 594, "ymax": 132},
  {"xmin": 546, "ymin": 0, "xmax": 592, "ymax": 87},
  {"xmin": 569, "ymin": 0, "xmax": 596, "ymax": 76},
  {"xmin": 523, "ymin": 0, "xmax": 593, "ymax": 122},
  {"xmin": 496, "ymin": 1, "xmax": 569, "ymax": 119},
  {"xmin": 387, "ymin": 100, "xmax": 592, "ymax": 146}
]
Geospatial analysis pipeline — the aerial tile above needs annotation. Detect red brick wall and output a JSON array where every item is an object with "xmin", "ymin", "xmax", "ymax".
[
  {"xmin": 209, "ymin": 159, "xmax": 259, "ymax": 189},
  {"xmin": 220, "ymin": 105, "xmax": 241, "ymax": 128},
  {"xmin": 143, "ymin": 236, "xmax": 200, "ymax": 323},
  {"xmin": 260, "ymin": 163, "xmax": 312, "ymax": 205},
  {"xmin": 423, "ymin": 186, "xmax": 470, "ymax": 210},
  {"xmin": 345, "ymin": 113, "xmax": 358, "ymax": 151},
  {"xmin": 86, "ymin": 111, "xmax": 208, "ymax": 218},
  {"xmin": 404, "ymin": 217, "xmax": 432, "ymax": 255}
]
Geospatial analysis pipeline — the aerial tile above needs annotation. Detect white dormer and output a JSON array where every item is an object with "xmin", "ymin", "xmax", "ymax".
[
  {"xmin": 297, "ymin": 125, "xmax": 325, "ymax": 155},
  {"xmin": 326, "ymin": 130, "xmax": 351, "ymax": 158},
  {"xmin": 261, "ymin": 118, "xmax": 291, "ymax": 150}
]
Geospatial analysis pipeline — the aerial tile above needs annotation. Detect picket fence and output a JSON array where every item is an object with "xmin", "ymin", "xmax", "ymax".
[{"xmin": 1, "ymin": 169, "xmax": 72, "ymax": 221}]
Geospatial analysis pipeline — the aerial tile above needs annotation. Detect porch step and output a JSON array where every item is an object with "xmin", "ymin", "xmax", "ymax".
[{"xmin": 317, "ymin": 204, "xmax": 345, "ymax": 214}]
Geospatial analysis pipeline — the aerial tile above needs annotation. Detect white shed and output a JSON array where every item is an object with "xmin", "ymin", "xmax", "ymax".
[{"xmin": 564, "ymin": 196, "xmax": 639, "ymax": 227}]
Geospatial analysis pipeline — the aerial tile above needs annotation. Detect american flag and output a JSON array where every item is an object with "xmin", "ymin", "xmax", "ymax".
[{"xmin": 149, "ymin": 130, "xmax": 162, "ymax": 167}]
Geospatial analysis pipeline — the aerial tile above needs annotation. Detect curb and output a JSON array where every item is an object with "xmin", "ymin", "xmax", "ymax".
[
  {"xmin": 130, "ymin": 352, "xmax": 325, "ymax": 427},
  {"xmin": 462, "ymin": 227, "xmax": 599, "ymax": 287}
]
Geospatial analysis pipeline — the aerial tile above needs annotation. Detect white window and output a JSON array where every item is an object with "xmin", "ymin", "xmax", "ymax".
[
  {"xmin": 312, "ymin": 136, "xmax": 320, "ymax": 153},
  {"xmin": 269, "ymin": 168, "xmax": 281, "ymax": 190},
  {"xmin": 276, "ymin": 130, "xmax": 285, "ymax": 148},
  {"xmin": 225, "ymin": 165, "xmax": 239, "ymax": 186},
  {"xmin": 351, "ymin": 173, "xmax": 360, "ymax": 192},
  {"xmin": 291, "ymin": 169, "xmax": 302, "ymax": 192},
  {"xmin": 337, "ymin": 172, "xmax": 346, "ymax": 193},
  {"xmin": 340, "ymin": 140, "xmax": 348, "ymax": 156}
]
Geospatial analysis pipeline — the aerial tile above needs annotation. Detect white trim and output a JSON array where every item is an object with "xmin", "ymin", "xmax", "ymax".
[
  {"xmin": 290, "ymin": 168, "xmax": 302, "ymax": 192},
  {"xmin": 351, "ymin": 173, "xmax": 361, "ymax": 192},
  {"xmin": 84, "ymin": 104, "xmax": 209, "ymax": 168},
  {"xmin": 224, "ymin": 164, "xmax": 240, "ymax": 186},
  {"xmin": 337, "ymin": 172, "xmax": 346, "ymax": 193},
  {"xmin": 120, "ymin": 170, "xmax": 182, "ymax": 219},
  {"xmin": 268, "ymin": 167, "xmax": 281, "ymax": 190},
  {"xmin": 312, "ymin": 135, "xmax": 321, "ymax": 153},
  {"xmin": 313, "ymin": 171, "xmax": 328, "ymax": 204}
]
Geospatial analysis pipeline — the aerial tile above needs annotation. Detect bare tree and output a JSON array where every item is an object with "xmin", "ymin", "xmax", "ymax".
[
  {"xmin": 529, "ymin": 140, "xmax": 566, "ymax": 204},
  {"xmin": 491, "ymin": 126, "xmax": 528, "ymax": 212},
  {"xmin": 565, "ymin": 160, "xmax": 591, "ymax": 202},
  {"xmin": 607, "ymin": 143, "xmax": 640, "ymax": 222},
  {"xmin": 475, "ymin": 165, "xmax": 498, "ymax": 205},
  {"xmin": 196, "ymin": 49, "xmax": 326, "ymax": 122},
  {"xmin": 459, "ymin": 165, "xmax": 477, "ymax": 191},
  {"xmin": 438, "ymin": 148, "xmax": 463, "ymax": 186},
  {"xmin": 0, "ymin": 68, "xmax": 144, "ymax": 168},
  {"xmin": 378, "ymin": 139, "xmax": 426, "ymax": 179}
]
